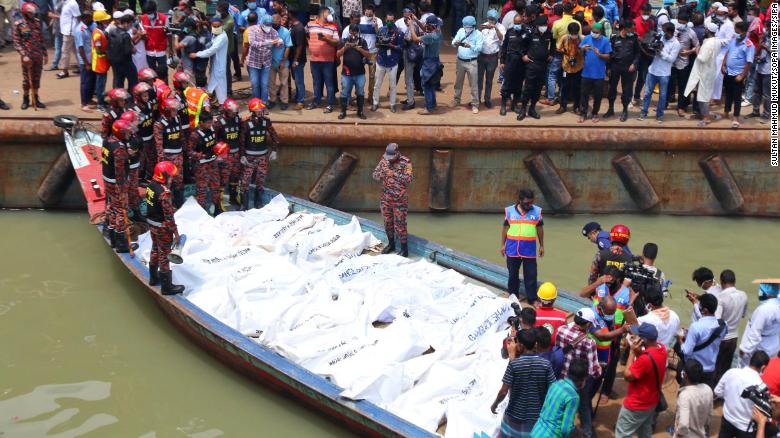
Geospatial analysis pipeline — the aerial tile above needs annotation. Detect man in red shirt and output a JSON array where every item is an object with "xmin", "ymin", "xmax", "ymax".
[
  {"xmin": 763, "ymin": 355, "xmax": 780, "ymax": 397},
  {"xmin": 632, "ymin": 3, "xmax": 656, "ymax": 106},
  {"xmin": 615, "ymin": 322, "xmax": 667, "ymax": 438},
  {"xmin": 534, "ymin": 281, "xmax": 568, "ymax": 344}
]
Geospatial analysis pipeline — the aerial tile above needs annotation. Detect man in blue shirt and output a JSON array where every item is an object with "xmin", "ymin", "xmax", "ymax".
[
  {"xmin": 599, "ymin": 0, "xmax": 619, "ymax": 27},
  {"xmin": 371, "ymin": 12, "xmax": 404, "ymax": 112},
  {"xmin": 268, "ymin": 13, "xmax": 292, "ymax": 110},
  {"xmin": 410, "ymin": 15, "xmax": 443, "ymax": 114},
  {"xmin": 681, "ymin": 293, "xmax": 727, "ymax": 388},
  {"xmin": 239, "ymin": 0, "xmax": 267, "ymax": 30},
  {"xmin": 638, "ymin": 22, "xmax": 681, "ymax": 122},
  {"xmin": 582, "ymin": 222, "xmax": 633, "ymax": 255},
  {"xmin": 721, "ymin": 20, "xmax": 754, "ymax": 129},
  {"xmin": 451, "ymin": 15, "xmax": 484, "ymax": 114},
  {"xmin": 74, "ymin": 11, "xmax": 96, "ymax": 112},
  {"xmin": 578, "ymin": 21, "xmax": 611, "ymax": 123}
]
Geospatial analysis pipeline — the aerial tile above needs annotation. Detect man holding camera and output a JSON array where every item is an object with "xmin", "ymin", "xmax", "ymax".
[
  {"xmin": 451, "ymin": 16, "xmax": 484, "ymax": 114},
  {"xmin": 715, "ymin": 350, "xmax": 770, "ymax": 438},
  {"xmin": 337, "ymin": 24, "xmax": 370, "ymax": 120},
  {"xmin": 638, "ymin": 22, "xmax": 681, "ymax": 122},
  {"xmin": 372, "ymin": 12, "xmax": 404, "ymax": 112}
]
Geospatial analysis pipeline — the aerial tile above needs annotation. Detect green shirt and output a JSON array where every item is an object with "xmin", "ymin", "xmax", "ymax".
[{"xmin": 530, "ymin": 378, "xmax": 580, "ymax": 438}]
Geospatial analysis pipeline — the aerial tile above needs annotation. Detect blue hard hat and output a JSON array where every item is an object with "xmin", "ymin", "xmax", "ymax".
[
  {"xmin": 758, "ymin": 282, "xmax": 780, "ymax": 298},
  {"xmin": 462, "ymin": 15, "xmax": 476, "ymax": 26},
  {"xmin": 487, "ymin": 9, "xmax": 499, "ymax": 19}
]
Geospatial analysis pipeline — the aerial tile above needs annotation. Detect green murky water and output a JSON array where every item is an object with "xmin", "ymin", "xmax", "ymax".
[{"xmin": 1, "ymin": 210, "xmax": 778, "ymax": 437}]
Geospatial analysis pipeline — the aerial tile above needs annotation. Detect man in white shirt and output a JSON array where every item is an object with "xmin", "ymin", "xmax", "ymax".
[
  {"xmin": 477, "ymin": 9, "xmax": 504, "ymax": 108},
  {"xmin": 739, "ymin": 280, "xmax": 780, "ymax": 367},
  {"xmin": 716, "ymin": 269, "xmax": 749, "ymax": 384},
  {"xmin": 638, "ymin": 21, "xmax": 681, "ymax": 122},
  {"xmin": 638, "ymin": 286, "xmax": 680, "ymax": 349},
  {"xmin": 688, "ymin": 266, "xmax": 724, "ymax": 322},
  {"xmin": 714, "ymin": 351, "xmax": 770, "ymax": 437},
  {"xmin": 57, "ymin": 0, "xmax": 80, "ymax": 77},
  {"xmin": 395, "ymin": 8, "xmax": 423, "ymax": 110}
]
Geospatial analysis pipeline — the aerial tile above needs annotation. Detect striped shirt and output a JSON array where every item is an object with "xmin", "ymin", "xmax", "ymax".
[
  {"xmin": 530, "ymin": 378, "xmax": 580, "ymax": 438},
  {"xmin": 502, "ymin": 355, "xmax": 556, "ymax": 423},
  {"xmin": 556, "ymin": 322, "xmax": 602, "ymax": 380},
  {"xmin": 305, "ymin": 20, "xmax": 339, "ymax": 62}
]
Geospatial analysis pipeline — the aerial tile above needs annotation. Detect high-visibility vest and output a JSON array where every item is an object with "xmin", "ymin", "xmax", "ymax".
[
  {"xmin": 504, "ymin": 204, "xmax": 542, "ymax": 258},
  {"xmin": 184, "ymin": 87, "xmax": 208, "ymax": 129},
  {"xmin": 91, "ymin": 28, "xmax": 109, "ymax": 74},
  {"xmin": 593, "ymin": 284, "xmax": 631, "ymax": 328},
  {"xmin": 139, "ymin": 13, "xmax": 168, "ymax": 53},
  {"xmin": 589, "ymin": 309, "xmax": 614, "ymax": 364}
]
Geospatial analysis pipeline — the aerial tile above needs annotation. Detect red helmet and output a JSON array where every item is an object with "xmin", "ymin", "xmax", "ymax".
[
  {"xmin": 173, "ymin": 71, "xmax": 192, "ymax": 90},
  {"xmin": 111, "ymin": 119, "xmax": 133, "ymax": 140},
  {"xmin": 248, "ymin": 98, "xmax": 266, "ymax": 112},
  {"xmin": 137, "ymin": 67, "xmax": 158, "ymax": 82},
  {"xmin": 222, "ymin": 98, "xmax": 239, "ymax": 115},
  {"xmin": 21, "ymin": 2, "xmax": 38, "ymax": 13},
  {"xmin": 153, "ymin": 161, "xmax": 179, "ymax": 183},
  {"xmin": 609, "ymin": 224, "xmax": 631, "ymax": 245},
  {"xmin": 107, "ymin": 88, "xmax": 130, "ymax": 106},
  {"xmin": 161, "ymin": 97, "xmax": 182, "ymax": 112},
  {"xmin": 214, "ymin": 141, "xmax": 229, "ymax": 157},
  {"xmin": 156, "ymin": 83, "xmax": 172, "ymax": 101},
  {"xmin": 119, "ymin": 110, "xmax": 138, "ymax": 127},
  {"xmin": 132, "ymin": 82, "xmax": 152, "ymax": 100}
]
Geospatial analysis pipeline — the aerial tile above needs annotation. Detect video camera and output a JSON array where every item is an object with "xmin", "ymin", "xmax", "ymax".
[
  {"xmin": 642, "ymin": 31, "xmax": 664, "ymax": 52},
  {"xmin": 621, "ymin": 257, "xmax": 662, "ymax": 316},
  {"xmin": 376, "ymin": 32, "xmax": 394, "ymax": 48},
  {"xmin": 164, "ymin": 24, "xmax": 186, "ymax": 36},
  {"xmin": 742, "ymin": 383, "xmax": 774, "ymax": 419},
  {"xmin": 501, "ymin": 302, "xmax": 523, "ymax": 359}
]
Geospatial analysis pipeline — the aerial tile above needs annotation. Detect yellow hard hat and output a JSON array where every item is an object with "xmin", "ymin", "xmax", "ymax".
[
  {"xmin": 93, "ymin": 10, "xmax": 111, "ymax": 22},
  {"xmin": 537, "ymin": 282, "xmax": 558, "ymax": 301}
]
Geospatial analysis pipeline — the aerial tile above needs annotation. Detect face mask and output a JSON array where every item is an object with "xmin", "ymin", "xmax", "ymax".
[
  {"xmin": 464, "ymin": 25, "xmax": 474, "ymax": 32},
  {"xmin": 211, "ymin": 25, "xmax": 223, "ymax": 34},
  {"xmin": 326, "ymin": 14, "xmax": 334, "ymax": 22},
  {"xmin": 592, "ymin": 32, "xmax": 601, "ymax": 39},
  {"xmin": 602, "ymin": 313, "xmax": 615, "ymax": 322},
  {"xmin": 247, "ymin": 2, "xmax": 256, "ymax": 9},
  {"xmin": 521, "ymin": 202, "xmax": 533, "ymax": 210},
  {"xmin": 627, "ymin": 31, "xmax": 635, "ymax": 37},
  {"xmin": 641, "ymin": 14, "xmax": 649, "ymax": 20},
  {"xmin": 513, "ymin": 24, "xmax": 522, "ymax": 31},
  {"xmin": 677, "ymin": 24, "xmax": 687, "ymax": 31},
  {"xmin": 736, "ymin": 33, "xmax": 745, "ymax": 40},
  {"xmin": 262, "ymin": 24, "xmax": 271, "ymax": 31},
  {"xmin": 538, "ymin": 25, "xmax": 548, "ymax": 33}
]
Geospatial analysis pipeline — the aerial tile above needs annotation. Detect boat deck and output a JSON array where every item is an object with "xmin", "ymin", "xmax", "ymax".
[{"xmin": 0, "ymin": 45, "xmax": 768, "ymax": 133}]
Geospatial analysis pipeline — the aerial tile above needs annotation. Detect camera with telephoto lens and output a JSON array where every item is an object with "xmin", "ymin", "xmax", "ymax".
[
  {"xmin": 500, "ymin": 302, "xmax": 523, "ymax": 359},
  {"xmin": 646, "ymin": 32, "xmax": 664, "ymax": 52},
  {"xmin": 377, "ymin": 32, "xmax": 393, "ymax": 48},
  {"xmin": 741, "ymin": 383, "xmax": 774, "ymax": 418},
  {"xmin": 621, "ymin": 257, "xmax": 662, "ymax": 317},
  {"xmin": 164, "ymin": 24, "xmax": 186, "ymax": 35}
]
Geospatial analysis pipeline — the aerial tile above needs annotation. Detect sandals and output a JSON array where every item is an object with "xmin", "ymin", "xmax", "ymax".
[
  {"xmin": 731, "ymin": 121, "xmax": 740, "ymax": 129},
  {"xmin": 56, "ymin": 72, "xmax": 69, "ymax": 79}
]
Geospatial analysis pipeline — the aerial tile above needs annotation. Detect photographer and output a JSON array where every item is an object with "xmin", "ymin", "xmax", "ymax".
[
  {"xmin": 451, "ymin": 15, "xmax": 484, "ymax": 114},
  {"xmin": 638, "ymin": 22, "xmax": 681, "ymax": 122},
  {"xmin": 336, "ymin": 24, "xmax": 370, "ymax": 120},
  {"xmin": 714, "ymin": 350, "xmax": 770, "ymax": 438},
  {"xmin": 632, "ymin": 3, "xmax": 656, "ymax": 106},
  {"xmin": 371, "ymin": 12, "xmax": 403, "ymax": 112}
]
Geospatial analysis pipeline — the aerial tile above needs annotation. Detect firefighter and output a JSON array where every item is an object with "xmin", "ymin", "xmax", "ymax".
[
  {"xmin": 372, "ymin": 143, "xmax": 413, "ymax": 257},
  {"xmin": 239, "ymin": 98, "xmax": 280, "ymax": 211},
  {"xmin": 189, "ymin": 111, "xmax": 223, "ymax": 215},
  {"xmin": 588, "ymin": 223, "xmax": 634, "ymax": 284},
  {"xmin": 154, "ymin": 97, "xmax": 186, "ymax": 208},
  {"xmin": 102, "ymin": 119, "xmax": 133, "ymax": 253},
  {"xmin": 13, "ymin": 2, "xmax": 47, "ymax": 110},
  {"xmin": 145, "ymin": 161, "xmax": 185, "ymax": 295},
  {"xmin": 172, "ymin": 71, "xmax": 195, "ymax": 184},
  {"xmin": 137, "ymin": 68, "xmax": 162, "ymax": 115},
  {"xmin": 214, "ymin": 98, "xmax": 243, "ymax": 206},
  {"xmin": 102, "ymin": 88, "xmax": 130, "ymax": 141},
  {"xmin": 120, "ymin": 110, "xmax": 144, "ymax": 220},
  {"xmin": 131, "ymin": 82, "xmax": 157, "ymax": 182}
]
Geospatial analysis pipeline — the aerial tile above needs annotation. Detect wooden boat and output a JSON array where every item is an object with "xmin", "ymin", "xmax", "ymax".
[{"xmin": 61, "ymin": 121, "xmax": 590, "ymax": 437}]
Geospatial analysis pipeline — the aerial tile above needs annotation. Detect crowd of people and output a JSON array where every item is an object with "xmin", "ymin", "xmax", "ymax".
[
  {"xmin": 495, "ymin": 189, "xmax": 780, "ymax": 437},
  {"xmin": 1, "ymin": 0, "xmax": 773, "ymax": 126}
]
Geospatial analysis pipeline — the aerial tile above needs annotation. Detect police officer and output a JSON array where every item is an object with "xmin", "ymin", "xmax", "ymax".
[
  {"xmin": 154, "ymin": 97, "xmax": 186, "ymax": 208},
  {"xmin": 498, "ymin": 12, "xmax": 525, "ymax": 116},
  {"xmin": 240, "ymin": 98, "xmax": 280, "ymax": 211},
  {"xmin": 120, "ymin": 110, "xmax": 144, "ymax": 220},
  {"xmin": 517, "ymin": 15, "xmax": 553, "ymax": 121},
  {"xmin": 372, "ymin": 143, "xmax": 413, "ymax": 257},
  {"xmin": 738, "ymin": 279, "xmax": 780, "ymax": 367},
  {"xmin": 145, "ymin": 160, "xmax": 185, "ymax": 295},
  {"xmin": 102, "ymin": 119, "xmax": 133, "ymax": 253},
  {"xmin": 14, "ymin": 2, "xmax": 47, "ymax": 110},
  {"xmin": 582, "ymin": 221, "xmax": 633, "ymax": 255},
  {"xmin": 501, "ymin": 188, "xmax": 544, "ymax": 303},
  {"xmin": 189, "ymin": 111, "xmax": 223, "ymax": 215},
  {"xmin": 588, "ymin": 224, "xmax": 634, "ymax": 285},
  {"xmin": 605, "ymin": 20, "xmax": 640, "ymax": 121},
  {"xmin": 534, "ymin": 282, "xmax": 569, "ymax": 344},
  {"xmin": 102, "ymin": 88, "xmax": 130, "ymax": 141},
  {"xmin": 131, "ymin": 82, "xmax": 158, "ymax": 182},
  {"xmin": 214, "ymin": 99, "xmax": 243, "ymax": 206}
]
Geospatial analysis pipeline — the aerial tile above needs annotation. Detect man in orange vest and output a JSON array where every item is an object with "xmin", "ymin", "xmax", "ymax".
[
  {"xmin": 184, "ymin": 84, "xmax": 211, "ymax": 129},
  {"xmin": 91, "ymin": 10, "xmax": 112, "ymax": 111},
  {"xmin": 534, "ymin": 282, "xmax": 569, "ymax": 344},
  {"xmin": 501, "ymin": 188, "xmax": 545, "ymax": 304}
]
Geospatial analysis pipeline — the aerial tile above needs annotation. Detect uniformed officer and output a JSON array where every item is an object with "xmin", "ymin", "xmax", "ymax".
[
  {"xmin": 498, "ymin": 12, "xmax": 525, "ymax": 115},
  {"xmin": 102, "ymin": 88, "xmax": 130, "ymax": 141},
  {"xmin": 501, "ymin": 188, "xmax": 544, "ymax": 303},
  {"xmin": 582, "ymin": 221, "xmax": 633, "ymax": 255},
  {"xmin": 239, "ymin": 98, "xmax": 280, "ymax": 211},
  {"xmin": 738, "ymin": 279, "xmax": 780, "ymax": 367},
  {"xmin": 102, "ymin": 119, "xmax": 133, "ymax": 253},
  {"xmin": 154, "ymin": 97, "xmax": 186, "ymax": 208},
  {"xmin": 189, "ymin": 111, "xmax": 222, "ymax": 215},
  {"xmin": 145, "ymin": 160, "xmax": 185, "ymax": 295},
  {"xmin": 13, "ymin": 2, "xmax": 47, "ymax": 110},
  {"xmin": 588, "ymin": 224, "xmax": 634, "ymax": 285},
  {"xmin": 137, "ymin": 68, "xmax": 162, "ymax": 115},
  {"xmin": 534, "ymin": 282, "xmax": 569, "ymax": 344},
  {"xmin": 172, "ymin": 71, "xmax": 196, "ymax": 184},
  {"xmin": 517, "ymin": 15, "xmax": 554, "ymax": 121},
  {"xmin": 605, "ymin": 20, "xmax": 640, "ymax": 121},
  {"xmin": 119, "ymin": 110, "xmax": 144, "ymax": 220},
  {"xmin": 372, "ymin": 143, "xmax": 413, "ymax": 257},
  {"xmin": 131, "ymin": 82, "xmax": 158, "ymax": 182},
  {"xmin": 214, "ymin": 99, "xmax": 243, "ymax": 206}
]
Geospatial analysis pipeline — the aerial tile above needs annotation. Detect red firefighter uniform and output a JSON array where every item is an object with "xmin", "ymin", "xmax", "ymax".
[
  {"xmin": 372, "ymin": 146, "xmax": 413, "ymax": 256},
  {"xmin": 189, "ymin": 124, "xmax": 221, "ymax": 212},
  {"xmin": 126, "ymin": 125, "xmax": 143, "ymax": 216},
  {"xmin": 153, "ymin": 109, "xmax": 185, "ymax": 207},
  {"xmin": 145, "ymin": 162, "xmax": 185, "ymax": 295},
  {"xmin": 239, "ymin": 114, "xmax": 279, "ymax": 210},
  {"xmin": 133, "ymin": 100, "xmax": 157, "ymax": 181},
  {"xmin": 101, "ymin": 131, "xmax": 131, "ymax": 253},
  {"xmin": 214, "ymin": 112, "xmax": 242, "ymax": 204},
  {"xmin": 13, "ymin": 4, "xmax": 47, "ymax": 108}
]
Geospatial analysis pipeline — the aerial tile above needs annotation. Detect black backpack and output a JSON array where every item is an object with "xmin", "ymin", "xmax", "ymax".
[{"xmin": 107, "ymin": 28, "xmax": 132, "ymax": 65}]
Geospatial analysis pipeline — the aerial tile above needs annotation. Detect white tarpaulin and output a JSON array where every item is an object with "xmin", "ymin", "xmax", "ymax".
[{"xmin": 136, "ymin": 194, "xmax": 510, "ymax": 435}]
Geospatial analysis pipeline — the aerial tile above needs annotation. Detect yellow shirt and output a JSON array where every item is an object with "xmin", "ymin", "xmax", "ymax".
[{"xmin": 552, "ymin": 14, "xmax": 581, "ymax": 44}]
